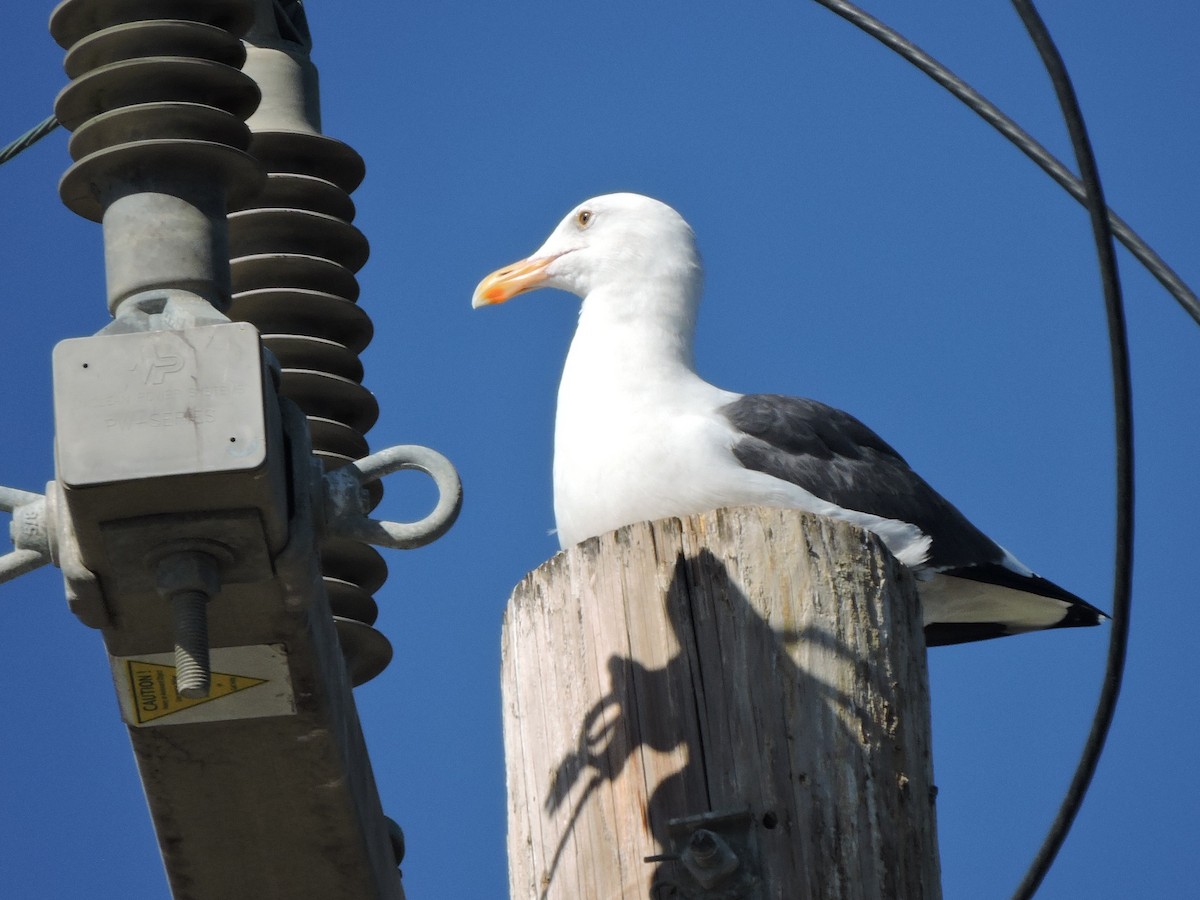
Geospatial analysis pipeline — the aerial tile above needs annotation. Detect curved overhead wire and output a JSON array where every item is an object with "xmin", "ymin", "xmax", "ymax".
[
  {"xmin": 810, "ymin": 0, "xmax": 1200, "ymax": 326},
  {"xmin": 1007, "ymin": 2, "xmax": 1134, "ymax": 896},
  {"xmin": 808, "ymin": 2, "xmax": 1141, "ymax": 895},
  {"xmin": 5, "ymin": 5, "xmax": 1197, "ymax": 327}
]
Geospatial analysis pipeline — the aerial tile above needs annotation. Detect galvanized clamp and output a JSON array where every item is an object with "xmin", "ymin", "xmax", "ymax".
[{"xmin": 0, "ymin": 486, "xmax": 52, "ymax": 584}]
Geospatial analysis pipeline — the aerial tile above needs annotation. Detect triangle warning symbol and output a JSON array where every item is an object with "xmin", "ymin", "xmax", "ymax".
[{"xmin": 125, "ymin": 659, "xmax": 269, "ymax": 724}]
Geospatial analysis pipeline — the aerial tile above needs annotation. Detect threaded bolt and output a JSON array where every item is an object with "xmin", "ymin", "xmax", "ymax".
[
  {"xmin": 172, "ymin": 590, "xmax": 212, "ymax": 698},
  {"xmin": 155, "ymin": 551, "xmax": 222, "ymax": 700},
  {"xmin": 681, "ymin": 828, "xmax": 740, "ymax": 888}
]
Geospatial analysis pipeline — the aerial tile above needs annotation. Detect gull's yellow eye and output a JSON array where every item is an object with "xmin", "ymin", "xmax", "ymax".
[{"xmin": 576, "ymin": 209, "xmax": 593, "ymax": 228}]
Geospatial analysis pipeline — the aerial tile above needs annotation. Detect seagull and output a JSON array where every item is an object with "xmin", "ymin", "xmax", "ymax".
[{"xmin": 472, "ymin": 192, "xmax": 1105, "ymax": 645}]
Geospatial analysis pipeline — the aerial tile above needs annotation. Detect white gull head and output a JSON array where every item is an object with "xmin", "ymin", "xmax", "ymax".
[{"xmin": 472, "ymin": 193, "xmax": 703, "ymax": 324}]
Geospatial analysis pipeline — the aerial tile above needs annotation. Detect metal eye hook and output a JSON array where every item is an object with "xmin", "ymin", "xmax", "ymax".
[{"xmin": 323, "ymin": 445, "xmax": 463, "ymax": 551}]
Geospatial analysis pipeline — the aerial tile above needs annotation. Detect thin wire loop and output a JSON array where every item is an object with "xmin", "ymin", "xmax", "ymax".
[
  {"xmin": 810, "ymin": 0, "xmax": 1200, "ymax": 325},
  {"xmin": 1007, "ymin": 2, "xmax": 1134, "ymax": 896},
  {"xmin": 809, "ymin": 2, "xmax": 1139, "ymax": 894}
]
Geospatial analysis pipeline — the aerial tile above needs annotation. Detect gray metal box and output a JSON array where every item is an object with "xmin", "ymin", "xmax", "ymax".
[
  {"xmin": 51, "ymin": 322, "xmax": 290, "ymax": 565},
  {"xmin": 54, "ymin": 323, "xmax": 268, "ymax": 485}
]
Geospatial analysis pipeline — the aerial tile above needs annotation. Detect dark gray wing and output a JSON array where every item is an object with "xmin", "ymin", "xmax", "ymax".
[
  {"xmin": 722, "ymin": 393, "xmax": 1002, "ymax": 571},
  {"xmin": 721, "ymin": 394, "xmax": 1102, "ymax": 635}
]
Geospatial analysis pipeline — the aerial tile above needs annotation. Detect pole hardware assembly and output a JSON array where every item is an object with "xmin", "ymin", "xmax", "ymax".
[
  {"xmin": 50, "ymin": 0, "xmax": 264, "ymax": 315},
  {"xmin": 7, "ymin": 313, "xmax": 460, "ymax": 682},
  {"xmin": 7, "ymin": 0, "xmax": 467, "ymax": 687},
  {"xmin": 0, "ymin": 2, "xmax": 461, "ymax": 895},
  {"xmin": 0, "ymin": 422, "xmax": 458, "ymax": 643},
  {"xmin": 226, "ymin": 0, "xmax": 407, "ymax": 683},
  {"xmin": 645, "ymin": 810, "xmax": 760, "ymax": 899}
]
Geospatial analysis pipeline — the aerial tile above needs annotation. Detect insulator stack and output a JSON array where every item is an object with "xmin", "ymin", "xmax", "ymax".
[
  {"xmin": 50, "ymin": 0, "xmax": 263, "ymax": 314},
  {"xmin": 230, "ymin": 10, "xmax": 391, "ymax": 685}
]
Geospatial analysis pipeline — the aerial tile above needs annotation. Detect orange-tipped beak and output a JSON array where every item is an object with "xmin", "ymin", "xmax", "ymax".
[{"xmin": 472, "ymin": 254, "xmax": 558, "ymax": 308}]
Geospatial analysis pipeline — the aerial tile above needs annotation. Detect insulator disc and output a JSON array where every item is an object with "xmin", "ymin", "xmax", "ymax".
[
  {"xmin": 60, "ymin": 139, "xmax": 264, "ymax": 221},
  {"xmin": 307, "ymin": 416, "xmax": 370, "ymax": 461},
  {"xmin": 262, "ymin": 335, "xmax": 363, "ymax": 381},
  {"xmin": 230, "ymin": 253, "xmax": 360, "ymax": 300},
  {"xmin": 68, "ymin": 101, "xmax": 251, "ymax": 161},
  {"xmin": 55, "ymin": 57, "xmax": 260, "ymax": 130},
  {"xmin": 64, "ymin": 19, "xmax": 246, "ymax": 77},
  {"xmin": 321, "ymin": 537, "xmax": 388, "ymax": 595},
  {"xmin": 250, "ymin": 130, "xmax": 365, "ymax": 192},
  {"xmin": 279, "ymin": 369, "xmax": 379, "ymax": 434},
  {"xmin": 51, "ymin": 0, "xmax": 256, "ymax": 49},
  {"xmin": 242, "ymin": 172, "xmax": 356, "ymax": 220},
  {"xmin": 333, "ymin": 617, "xmax": 392, "ymax": 686},
  {"xmin": 325, "ymin": 576, "xmax": 379, "ymax": 625},
  {"xmin": 228, "ymin": 288, "xmax": 373, "ymax": 353},
  {"xmin": 227, "ymin": 207, "xmax": 369, "ymax": 271}
]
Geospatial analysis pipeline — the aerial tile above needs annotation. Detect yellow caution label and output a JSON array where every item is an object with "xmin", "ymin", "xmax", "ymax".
[
  {"xmin": 125, "ymin": 659, "xmax": 268, "ymax": 724},
  {"xmin": 111, "ymin": 644, "xmax": 295, "ymax": 727}
]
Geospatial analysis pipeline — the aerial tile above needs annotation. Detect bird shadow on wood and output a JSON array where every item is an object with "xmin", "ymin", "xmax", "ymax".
[{"xmin": 540, "ymin": 547, "xmax": 916, "ymax": 899}]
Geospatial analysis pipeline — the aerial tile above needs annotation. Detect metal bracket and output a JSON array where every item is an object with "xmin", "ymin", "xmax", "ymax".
[
  {"xmin": 2, "ymin": 439, "xmax": 464, "ymax": 588},
  {"xmin": 647, "ymin": 809, "xmax": 761, "ymax": 899},
  {"xmin": 0, "ymin": 486, "xmax": 51, "ymax": 583}
]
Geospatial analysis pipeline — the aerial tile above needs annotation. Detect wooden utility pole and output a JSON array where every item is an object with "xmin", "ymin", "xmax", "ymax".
[{"xmin": 501, "ymin": 506, "xmax": 941, "ymax": 899}]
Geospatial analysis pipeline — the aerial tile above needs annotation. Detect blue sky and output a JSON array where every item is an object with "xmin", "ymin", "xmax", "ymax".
[{"xmin": 2, "ymin": 3, "xmax": 1198, "ymax": 898}]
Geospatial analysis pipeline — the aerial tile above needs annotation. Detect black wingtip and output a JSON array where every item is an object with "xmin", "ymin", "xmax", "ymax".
[
  {"xmin": 924, "ymin": 598, "xmax": 1107, "ymax": 648},
  {"xmin": 1056, "ymin": 600, "xmax": 1109, "ymax": 628},
  {"xmin": 925, "ymin": 615, "xmax": 1106, "ymax": 647},
  {"xmin": 924, "ymin": 561, "xmax": 1108, "ymax": 647},
  {"xmin": 941, "ymin": 562, "xmax": 1109, "ymax": 619},
  {"xmin": 924, "ymin": 622, "xmax": 1010, "ymax": 646}
]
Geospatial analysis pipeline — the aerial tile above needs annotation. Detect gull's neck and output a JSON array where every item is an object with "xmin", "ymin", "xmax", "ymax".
[{"xmin": 565, "ymin": 274, "xmax": 702, "ymax": 390}]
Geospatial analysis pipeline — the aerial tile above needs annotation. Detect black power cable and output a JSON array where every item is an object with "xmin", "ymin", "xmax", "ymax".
[
  {"xmin": 1008, "ymin": 2, "xmax": 1134, "ymax": 896},
  {"xmin": 810, "ymin": 2, "xmax": 1139, "ymax": 895},
  {"xmin": 811, "ymin": 0, "xmax": 1200, "ymax": 325},
  {"xmin": 0, "ymin": 115, "xmax": 59, "ymax": 167},
  {"xmin": 8, "ymin": 4, "xmax": 1200, "ymax": 327}
]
